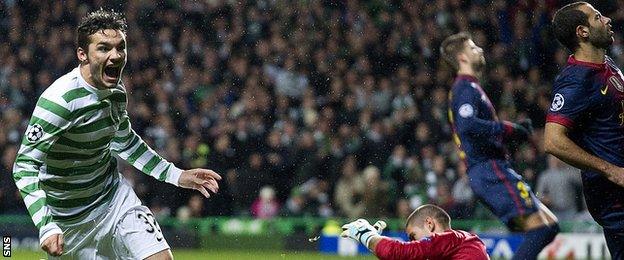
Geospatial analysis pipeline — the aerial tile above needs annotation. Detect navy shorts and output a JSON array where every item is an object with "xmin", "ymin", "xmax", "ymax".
[
  {"xmin": 468, "ymin": 159, "xmax": 540, "ymax": 231},
  {"xmin": 603, "ymin": 228, "xmax": 624, "ymax": 259},
  {"xmin": 582, "ymin": 175, "xmax": 624, "ymax": 258}
]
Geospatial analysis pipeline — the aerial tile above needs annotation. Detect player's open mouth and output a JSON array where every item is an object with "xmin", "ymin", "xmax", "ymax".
[{"xmin": 103, "ymin": 64, "xmax": 121, "ymax": 82}]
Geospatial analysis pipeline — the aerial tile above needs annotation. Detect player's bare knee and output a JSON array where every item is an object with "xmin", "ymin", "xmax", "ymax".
[
  {"xmin": 522, "ymin": 211, "xmax": 558, "ymax": 232},
  {"xmin": 143, "ymin": 249, "xmax": 173, "ymax": 260}
]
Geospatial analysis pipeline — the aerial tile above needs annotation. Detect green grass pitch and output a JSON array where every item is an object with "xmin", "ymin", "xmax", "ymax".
[{"xmin": 10, "ymin": 249, "xmax": 376, "ymax": 259}]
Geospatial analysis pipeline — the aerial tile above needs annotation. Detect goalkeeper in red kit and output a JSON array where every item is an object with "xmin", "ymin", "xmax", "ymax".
[{"xmin": 341, "ymin": 204, "xmax": 489, "ymax": 260}]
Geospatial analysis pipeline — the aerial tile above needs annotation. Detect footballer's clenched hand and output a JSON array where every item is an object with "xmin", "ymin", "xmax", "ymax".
[
  {"xmin": 41, "ymin": 233, "xmax": 64, "ymax": 257},
  {"xmin": 178, "ymin": 169, "xmax": 222, "ymax": 198}
]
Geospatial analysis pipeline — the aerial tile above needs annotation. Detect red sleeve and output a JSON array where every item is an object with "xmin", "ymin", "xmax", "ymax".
[
  {"xmin": 374, "ymin": 232, "xmax": 461, "ymax": 260},
  {"xmin": 545, "ymin": 114, "xmax": 574, "ymax": 128},
  {"xmin": 374, "ymin": 237, "xmax": 427, "ymax": 260}
]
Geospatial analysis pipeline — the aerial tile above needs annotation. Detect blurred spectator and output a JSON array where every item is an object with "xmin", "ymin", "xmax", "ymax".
[
  {"xmin": 395, "ymin": 199, "xmax": 412, "ymax": 220},
  {"xmin": 209, "ymin": 134, "xmax": 237, "ymax": 173},
  {"xmin": 281, "ymin": 191, "xmax": 308, "ymax": 217},
  {"xmin": 425, "ymin": 155, "xmax": 455, "ymax": 200},
  {"xmin": 383, "ymin": 145, "xmax": 409, "ymax": 198},
  {"xmin": 361, "ymin": 166, "xmax": 390, "ymax": 218},
  {"xmin": 176, "ymin": 194, "xmax": 206, "ymax": 223},
  {"xmin": 334, "ymin": 156, "xmax": 365, "ymax": 219},
  {"xmin": 281, "ymin": 178, "xmax": 333, "ymax": 217},
  {"xmin": 224, "ymin": 169, "xmax": 245, "ymax": 214},
  {"xmin": 432, "ymin": 181, "xmax": 456, "ymax": 213},
  {"xmin": 239, "ymin": 153, "xmax": 268, "ymax": 210},
  {"xmin": 188, "ymin": 194, "xmax": 206, "ymax": 218},
  {"xmin": 514, "ymin": 145, "xmax": 546, "ymax": 187},
  {"xmin": 536, "ymin": 156, "xmax": 584, "ymax": 221},
  {"xmin": 251, "ymin": 186, "xmax": 280, "ymax": 219},
  {"xmin": 150, "ymin": 199, "xmax": 172, "ymax": 221},
  {"xmin": 450, "ymin": 163, "xmax": 475, "ymax": 219}
]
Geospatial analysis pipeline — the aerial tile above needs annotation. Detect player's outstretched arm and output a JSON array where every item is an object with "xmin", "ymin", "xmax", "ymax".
[
  {"xmin": 111, "ymin": 115, "xmax": 189, "ymax": 186},
  {"xmin": 177, "ymin": 169, "xmax": 222, "ymax": 198},
  {"xmin": 341, "ymin": 219, "xmax": 427, "ymax": 260},
  {"xmin": 112, "ymin": 125, "xmax": 222, "ymax": 196},
  {"xmin": 545, "ymin": 122, "xmax": 624, "ymax": 186},
  {"xmin": 369, "ymin": 237, "xmax": 428, "ymax": 260}
]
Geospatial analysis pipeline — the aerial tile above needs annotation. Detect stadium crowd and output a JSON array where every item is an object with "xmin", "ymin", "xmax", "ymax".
[{"xmin": 2, "ymin": 0, "xmax": 622, "ymax": 222}]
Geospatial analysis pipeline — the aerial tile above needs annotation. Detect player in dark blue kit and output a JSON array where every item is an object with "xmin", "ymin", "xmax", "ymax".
[
  {"xmin": 441, "ymin": 32, "xmax": 559, "ymax": 260},
  {"xmin": 546, "ymin": 2, "xmax": 624, "ymax": 258}
]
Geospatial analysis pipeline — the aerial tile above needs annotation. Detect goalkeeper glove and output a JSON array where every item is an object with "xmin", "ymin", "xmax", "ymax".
[
  {"xmin": 341, "ymin": 219, "xmax": 380, "ymax": 248},
  {"xmin": 373, "ymin": 220, "xmax": 387, "ymax": 233}
]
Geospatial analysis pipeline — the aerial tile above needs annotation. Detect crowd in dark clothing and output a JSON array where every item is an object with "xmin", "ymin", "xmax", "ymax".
[{"xmin": 2, "ymin": 0, "xmax": 623, "ymax": 221}]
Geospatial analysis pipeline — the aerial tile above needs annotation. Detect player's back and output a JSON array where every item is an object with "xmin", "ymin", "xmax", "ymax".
[
  {"xmin": 375, "ymin": 229, "xmax": 489, "ymax": 260},
  {"xmin": 435, "ymin": 230, "xmax": 489, "ymax": 260},
  {"xmin": 448, "ymin": 75, "xmax": 506, "ymax": 169}
]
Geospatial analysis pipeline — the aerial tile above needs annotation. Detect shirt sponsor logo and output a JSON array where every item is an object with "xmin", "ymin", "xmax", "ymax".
[{"xmin": 550, "ymin": 93, "xmax": 564, "ymax": 111}]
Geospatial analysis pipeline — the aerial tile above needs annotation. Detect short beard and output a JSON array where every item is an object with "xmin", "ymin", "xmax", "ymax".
[{"xmin": 589, "ymin": 30, "xmax": 613, "ymax": 50}]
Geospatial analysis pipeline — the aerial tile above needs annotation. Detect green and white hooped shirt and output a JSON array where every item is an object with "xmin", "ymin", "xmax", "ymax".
[{"xmin": 12, "ymin": 67, "xmax": 182, "ymax": 243}]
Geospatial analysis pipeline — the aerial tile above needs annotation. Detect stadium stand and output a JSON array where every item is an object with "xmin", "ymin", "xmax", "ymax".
[{"xmin": 2, "ymin": 0, "xmax": 623, "ymax": 223}]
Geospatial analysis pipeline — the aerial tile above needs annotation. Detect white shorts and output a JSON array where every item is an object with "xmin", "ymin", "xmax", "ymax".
[{"xmin": 52, "ymin": 179, "xmax": 170, "ymax": 259}]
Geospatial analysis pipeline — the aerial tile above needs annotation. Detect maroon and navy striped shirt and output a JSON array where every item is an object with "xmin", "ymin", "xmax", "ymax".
[{"xmin": 547, "ymin": 55, "xmax": 624, "ymax": 229}]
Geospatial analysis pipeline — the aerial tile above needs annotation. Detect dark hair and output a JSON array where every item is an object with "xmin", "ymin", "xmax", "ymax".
[
  {"xmin": 406, "ymin": 204, "xmax": 451, "ymax": 229},
  {"xmin": 76, "ymin": 9, "xmax": 127, "ymax": 50},
  {"xmin": 440, "ymin": 32, "xmax": 472, "ymax": 70},
  {"xmin": 552, "ymin": 2, "xmax": 589, "ymax": 52}
]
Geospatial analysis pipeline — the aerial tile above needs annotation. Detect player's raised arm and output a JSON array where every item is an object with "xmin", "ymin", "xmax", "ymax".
[{"xmin": 13, "ymin": 94, "xmax": 74, "ymax": 255}]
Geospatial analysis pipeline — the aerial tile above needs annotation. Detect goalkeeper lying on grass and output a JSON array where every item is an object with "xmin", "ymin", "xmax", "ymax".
[{"xmin": 341, "ymin": 204, "xmax": 489, "ymax": 260}]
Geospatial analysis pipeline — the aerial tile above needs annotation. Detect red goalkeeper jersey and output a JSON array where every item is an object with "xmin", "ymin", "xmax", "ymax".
[{"xmin": 374, "ymin": 229, "xmax": 489, "ymax": 260}]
